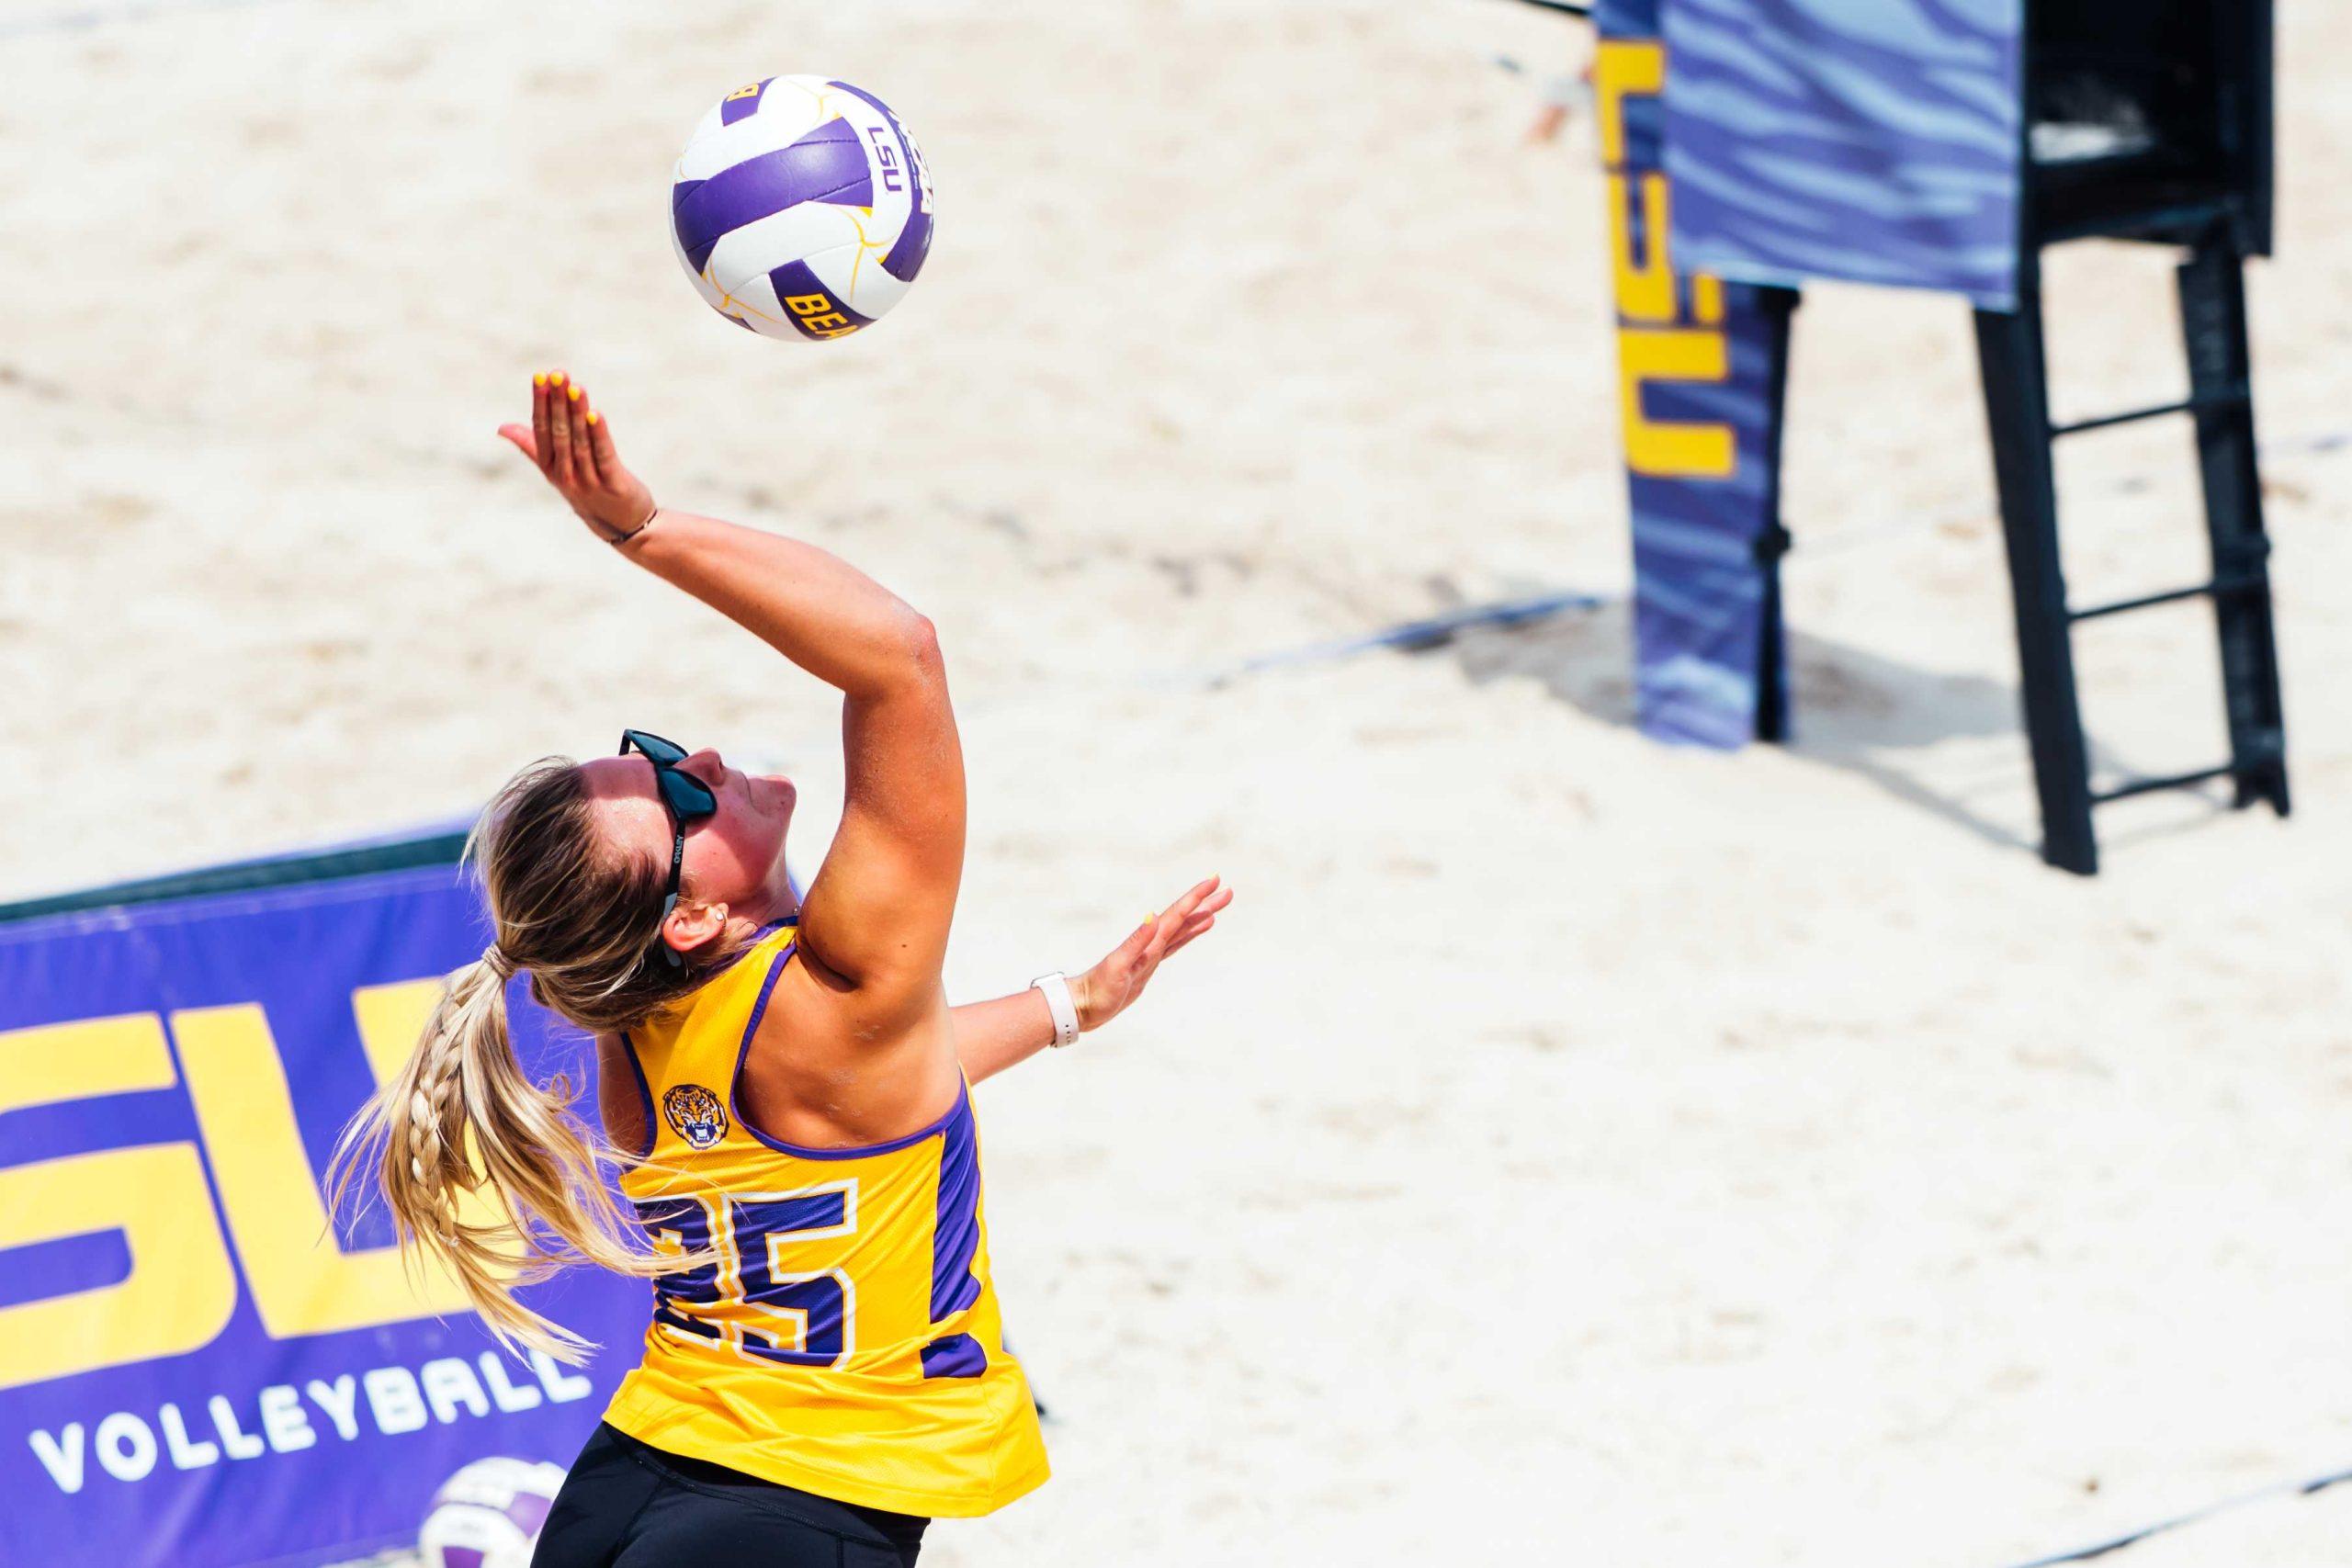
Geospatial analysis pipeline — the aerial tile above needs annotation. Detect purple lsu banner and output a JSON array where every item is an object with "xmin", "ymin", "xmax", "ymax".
[
  {"xmin": 0, "ymin": 862, "xmax": 646, "ymax": 1567},
  {"xmin": 1599, "ymin": 0, "xmax": 1793, "ymax": 748},
  {"xmin": 1663, "ymin": 0, "xmax": 2025, "ymax": 311}
]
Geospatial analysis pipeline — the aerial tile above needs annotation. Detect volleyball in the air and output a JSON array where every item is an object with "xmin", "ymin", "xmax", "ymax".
[
  {"xmin": 670, "ymin": 76, "xmax": 936, "ymax": 344},
  {"xmin": 415, "ymin": 1455, "xmax": 566, "ymax": 1568}
]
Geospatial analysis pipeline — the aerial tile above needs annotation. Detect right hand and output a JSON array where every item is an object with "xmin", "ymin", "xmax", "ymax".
[{"xmin": 497, "ymin": 370, "xmax": 659, "ymax": 543}]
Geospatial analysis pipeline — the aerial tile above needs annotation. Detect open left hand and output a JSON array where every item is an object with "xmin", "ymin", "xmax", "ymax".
[
  {"xmin": 1070, "ymin": 875, "xmax": 1232, "ymax": 1033},
  {"xmin": 496, "ymin": 370, "xmax": 659, "ymax": 543}
]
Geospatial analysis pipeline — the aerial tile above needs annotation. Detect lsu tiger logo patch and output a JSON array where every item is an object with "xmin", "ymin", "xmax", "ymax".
[{"xmin": 663, "ymin": 1084, "xmax": 729, "ymax": 1150}]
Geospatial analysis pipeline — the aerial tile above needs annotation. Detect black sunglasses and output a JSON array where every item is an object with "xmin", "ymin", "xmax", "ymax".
[{"xmin": 618, "ymin": 729, "xmax": 718, "ymax": 966}]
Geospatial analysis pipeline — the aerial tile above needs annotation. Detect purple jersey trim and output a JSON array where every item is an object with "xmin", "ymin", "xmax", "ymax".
[
  {"xmin": 704, "ymin": 918, "xmax": 798, "ymax": 979},
  {"xmin": 920, "ymin": 1333, "xmax": 986, "ymax": 1379},
  {"xmin": 615, "ymin": 1029, "xmax": 656, "ymax": 1159},
  {"xmin": 630, "ymin": 921, "xmax": 791, "ymax": 1155},
  {"xmin": 746, "ymin": 1076, "xmax": 968, "ymax": 1161},
  {"xmin": 918, "ymin": 1095, "xmax": 989, "ymax": 1380},
  {"xmin": 729, "ymin": 945, "xmax": 971, "ymax": 1159},
  {"xmin": 927, "ymin": 1100, "xmax": 983, "ymax": 1319}
]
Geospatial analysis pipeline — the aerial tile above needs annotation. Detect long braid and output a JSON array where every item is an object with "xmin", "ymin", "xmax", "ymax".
[{"xmin": 403, "ymin": 1013, "xmax": 466, "ymax": 1224}]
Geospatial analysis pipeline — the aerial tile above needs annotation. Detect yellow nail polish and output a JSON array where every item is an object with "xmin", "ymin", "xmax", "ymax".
[
  {"xmin": 533, "ymin": 372, "xmax": 547, "ymax": 389},
  {"xmin": 568, "ymin": 384, "xmax": 582, "ymax": 402},
  {"xmin": 550, "ymin": 371, "xmax": 567, "ymax": 386},
  {"xmin": 586, "ymin": 411, "xmax": 600, "ymax": 426}
]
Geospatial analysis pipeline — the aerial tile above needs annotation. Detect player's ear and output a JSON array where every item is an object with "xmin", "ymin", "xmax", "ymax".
[{"xmin": 663, "ymin": 899, "xmax": 729, "ymax": 958}]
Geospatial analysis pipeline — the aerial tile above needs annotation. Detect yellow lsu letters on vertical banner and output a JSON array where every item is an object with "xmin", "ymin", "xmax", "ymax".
[{"xmin": 1597, "ymin": 36, "xmax": 1736, "ymax": 481}]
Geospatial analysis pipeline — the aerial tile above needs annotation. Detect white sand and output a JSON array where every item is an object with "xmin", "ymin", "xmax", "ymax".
[{"xmin": 5, "ymin": 1, "xmax": 2351, "ymax": 1563}]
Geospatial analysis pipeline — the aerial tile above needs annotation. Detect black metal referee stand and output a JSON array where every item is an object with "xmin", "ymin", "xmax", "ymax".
[{"xmin": 1973, "ymin": 0, "xmax": 2289, "ymax": 874}]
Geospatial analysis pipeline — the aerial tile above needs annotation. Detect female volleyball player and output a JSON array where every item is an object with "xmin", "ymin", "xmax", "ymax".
[{"xmin": 343, "ymin": 370, "xmax": 1229, "ymax": 1568}]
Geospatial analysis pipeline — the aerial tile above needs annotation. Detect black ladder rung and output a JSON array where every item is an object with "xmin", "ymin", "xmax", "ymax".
[
  {"xmin": 2091, "ymin": 739, "xmax": 2285, "ymax": 807},
  {"xmin": 2051, "ymin": 385, "xmax": 2248, "ymax": 439},
  {"xmin": 2069, "ymin": 574, "xmax": 2267, "ymax": 623},
  {"xmin": 2091, "ymin": 762, "xmax": 2243, "ymax": 806}
]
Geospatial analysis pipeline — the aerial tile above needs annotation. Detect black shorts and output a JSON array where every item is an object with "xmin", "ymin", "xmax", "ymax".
[{"xmin": 532, "ymin": 1423, "xmax": 931, "ymax": 1568}]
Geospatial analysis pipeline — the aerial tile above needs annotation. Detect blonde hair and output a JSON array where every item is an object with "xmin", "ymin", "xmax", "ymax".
[{"xmin": 331, "ymin": 758, "xmax": 735, "ymax": 1362}]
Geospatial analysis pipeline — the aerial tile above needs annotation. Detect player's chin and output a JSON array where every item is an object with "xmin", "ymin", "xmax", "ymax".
[{"xmin": 756, "ymin": 775, "xmax": 798, "ymax": 846}]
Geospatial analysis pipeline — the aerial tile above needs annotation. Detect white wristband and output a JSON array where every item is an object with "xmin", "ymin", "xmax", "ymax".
[{"xmin": 1031, "ymin": 972, "xmax": 1081, "ymax": 1049}]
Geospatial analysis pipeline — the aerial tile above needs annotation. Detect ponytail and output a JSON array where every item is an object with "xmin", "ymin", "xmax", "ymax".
[
  {"xmin": 334, "ymin": 951, "xmax": 658, "ymax": 1362},
  {"xmin": 330, "ymin": 758, "xmax": 727, "ymax": 1363}
]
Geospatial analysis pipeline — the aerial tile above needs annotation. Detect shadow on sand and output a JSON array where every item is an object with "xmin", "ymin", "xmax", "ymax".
[{"xmin": 1432, "ymin": 596, "xmax": 2227, "ymax": 858}]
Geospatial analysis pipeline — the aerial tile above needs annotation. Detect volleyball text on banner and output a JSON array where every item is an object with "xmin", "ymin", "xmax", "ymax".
[
  {"xmin": 1597, "ymin": 0, "xmax": 1795, "ymax": 748},
  {"xmin": 0, "ymin": 859, "xmax": 646, "ymax": 1568}
]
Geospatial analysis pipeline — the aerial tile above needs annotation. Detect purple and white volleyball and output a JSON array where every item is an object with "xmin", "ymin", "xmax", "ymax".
[
  {"xmin": 671, "ymin": 76, "xmax": 936, "ymax": 344},
  {"xmin": 416, "ymin": 1456, "xmax": 567, "ymax": 1568}
]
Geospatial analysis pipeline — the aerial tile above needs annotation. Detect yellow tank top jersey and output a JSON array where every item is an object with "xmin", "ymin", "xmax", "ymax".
[{"xmin": 603, "ymin": 921, "xmax": 1048, "ymax": 1517}]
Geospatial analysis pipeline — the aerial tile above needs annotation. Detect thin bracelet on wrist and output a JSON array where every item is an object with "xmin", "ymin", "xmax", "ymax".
[{"xmin": 605, "ymin": 504, "xmax": 660, "ymax": 547}]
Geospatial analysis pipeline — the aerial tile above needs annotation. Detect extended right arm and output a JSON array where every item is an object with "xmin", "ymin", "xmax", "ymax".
[
  {"xmin": 499, "ymin": 372, "xmax": 965, "ymax": 1019},
  {"xmin": 620, "ymin": 513, "xmax": 966, "ymax": 1016},
  {"xmin": 623, "ymin": 511, "xmax": 937, "ymax": 703}
]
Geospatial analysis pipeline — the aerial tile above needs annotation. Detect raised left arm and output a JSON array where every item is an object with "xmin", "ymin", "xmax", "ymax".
[{"xmin": 953, "ymin": 875, "xmax": 1231, "ymax": 1085}]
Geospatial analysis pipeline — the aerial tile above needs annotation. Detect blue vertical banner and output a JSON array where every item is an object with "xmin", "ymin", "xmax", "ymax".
[
  {"xmin": 1662, "ymin": 0, "xmax": 2024, "ymax": 310},
  {"xmin": 0, "ymin": 859, "xmax": 646, "ymax": 1567},
  {"xmin": 1599, "ymin": 0, "xmax": 1793, "ymax": 748}
]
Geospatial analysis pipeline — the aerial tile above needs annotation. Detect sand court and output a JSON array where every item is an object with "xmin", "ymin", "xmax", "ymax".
[{"xmin": 5, "ymin": 1, "xmax": 2352, "ymax": 1563}]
